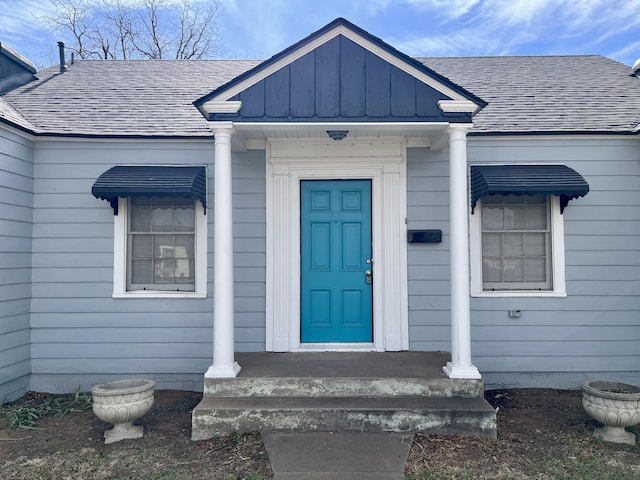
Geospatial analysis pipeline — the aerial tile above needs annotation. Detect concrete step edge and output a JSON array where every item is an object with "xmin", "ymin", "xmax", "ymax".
[
  {"xmin": 203, "ymin": 377, "xmax": 484, "ymax": 398},
  {"xmin": 193, "ymin": 395, "xmax": 496, "ymax": 412}
]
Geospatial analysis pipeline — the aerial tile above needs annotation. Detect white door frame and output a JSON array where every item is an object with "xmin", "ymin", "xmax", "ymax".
[{"xmin": 265, "ymin": 137, "xmax": 408, "ymax": 352}]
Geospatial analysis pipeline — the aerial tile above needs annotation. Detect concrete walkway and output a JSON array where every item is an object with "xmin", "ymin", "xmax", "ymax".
[{"xmin": 262, "ymin": 431, "xmax": 413, "ymax": 480}]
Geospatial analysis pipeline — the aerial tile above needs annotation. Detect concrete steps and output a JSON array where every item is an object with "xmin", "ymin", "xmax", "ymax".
[
  {"xmin": 191, "ymin": 352, "xmax": 497, "ymax": 440},
  {"xmin": 192, "ymin": 395, "xmax": 496, "ymax": 439}
]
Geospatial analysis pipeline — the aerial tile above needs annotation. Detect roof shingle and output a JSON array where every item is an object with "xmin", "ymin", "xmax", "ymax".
[{"xmin": 1, "ymin": 55, "xmax": 639, "ymax": 137}]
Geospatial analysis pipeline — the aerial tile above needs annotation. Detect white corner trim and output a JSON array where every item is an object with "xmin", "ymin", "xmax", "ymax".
[
  {"xmin": 201, "ymin": 100, "xmax": 242, "ymax": 114},
  {"xmin": 112, "ymin": 197, "xmax": 208, "ymax": 298},
  {"xmin": 265, "ymin": 137, "xmax": 408, "ymax": 352},
  {"xmin": 438, "ymin": 100, "xmax": 479, "ymax": 113}
]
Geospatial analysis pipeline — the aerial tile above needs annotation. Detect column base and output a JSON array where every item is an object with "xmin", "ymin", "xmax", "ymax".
[
  {"xmin": 443, "ymin": 362, "xmax": 482, "ymax": 379},
  {"xmin": 205, "ymin": 362, "xmax": 241, "ymax": 378}
]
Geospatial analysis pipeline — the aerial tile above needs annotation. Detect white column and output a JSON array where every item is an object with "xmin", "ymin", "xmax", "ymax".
[
  {"xmin": 443, "ymin": 124, "xmax": 481, "ymax": 379},
  {"xmin": 205, "ymin": 123, "xmax": 241, "ymax": 378}
]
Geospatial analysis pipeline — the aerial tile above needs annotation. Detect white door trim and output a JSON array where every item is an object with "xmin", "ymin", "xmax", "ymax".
[{"xmin": 265, "ymin": 137, "xmax": 408, "ymax": 352}]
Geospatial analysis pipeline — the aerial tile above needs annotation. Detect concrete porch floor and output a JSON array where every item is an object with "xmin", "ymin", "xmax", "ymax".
[
  {"xmin": 192, "ymin": 351, "xmax": 497, "ymax": 440},
  {"xmin": 234, "ymin": 351, "xmax": 451, "ymax": 379}
]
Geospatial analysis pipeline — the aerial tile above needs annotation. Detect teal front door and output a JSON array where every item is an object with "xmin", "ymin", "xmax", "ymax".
[{"xmin": 300, "ymin": 180, "xmax": 373, "ymax": 343}]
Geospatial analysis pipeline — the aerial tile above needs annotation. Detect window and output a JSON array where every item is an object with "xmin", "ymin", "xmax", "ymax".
[
  {"xmin": 481, "ymin": 194, "xmax": 550, "ymax": 290},
  {"xmin": 470, "ymin": 194, "xmax": 566, "ymax": 297},
  {"xmin": 113, "ymin": 197, "xmax": 207, "ymax": 298},
  {"xmin": 128, "ymin": 197, "xmax": 196, "ymax": 291}
]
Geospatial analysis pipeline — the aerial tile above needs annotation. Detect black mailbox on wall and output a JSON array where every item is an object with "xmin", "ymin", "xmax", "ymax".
[{"xmin": 407, "ymin": 229, "xmax": 442, "ymax": 244}]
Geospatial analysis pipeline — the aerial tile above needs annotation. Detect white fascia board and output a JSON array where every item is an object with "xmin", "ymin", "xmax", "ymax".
[
  {"xmin": 200, "ymin": 100, "xmax": 242, "ymax": 115},
  {"xmin": 467, "ymin": 133, "xmax": 638, "ymax": 142},
  {"xmin": 233, "ymin": 121, "xmax": 450, "ymax": 132},
  {"xmin": 209, "ymin": 24, "xmax": 479, "ymax": 106}
]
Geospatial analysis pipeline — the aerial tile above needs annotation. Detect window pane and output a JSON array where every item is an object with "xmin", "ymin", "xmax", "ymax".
[
  {"xmin": 503, "ymin": 257, "xmax": 524, "ymax": 282},
  {"xmin": 152, "ymin": 207, "xmax": 174, "ymax": 232},
  {"xmin": 131, "ymin": 235, "xmax": 152, "ymax": 259},
  {"xmin": 482, "ymin": 232, "xmax": 502, "ymax": 256},
  {"xmin": 130, "ymin": 207, "xmax": 151, "ymax": 232},
  {"xmin": 483, "ymin": 257, "xmax": 503, "ymax": 282},
  {"xmin": 482, "ymin": 206, "xmax": 504, "ymax": 230},
  {"xmin": 526, "ymin": 205, "xmax": 547, "ymax": 229},
  {"xmin": 131, "ymin": 259, "xmax": 153, "ymax": 283},
  {"xmin": 153, "ymin": 197, "xmax": 173, "ymax": 207},
  {"xmin": 174, "ymin": 207, "xmax": 195, "ymax": 232},
  {"xmin": 503, "ymin": 233, "xmax": 524, "ymax": 256},
  {"xmin": 130, "ymin": 197, "xmax": 151, "ymax": 207},
  {"xmin": 526, "ymin": 257, "xmax": 547, "ymax": 282},
  {"xmin": 525, "ymin": 233, "xmax": 547, "ymax": 256},
  {"xmin": 503, "ymin": 205, "xmax": 525, "ymax": 229},
  {"xmin": 173, "ymin": 197, "xmax": 193, "ymax": 207}
]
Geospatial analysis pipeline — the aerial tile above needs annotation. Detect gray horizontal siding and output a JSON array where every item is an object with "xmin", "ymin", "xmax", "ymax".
[
  {"xmin": 0, "ymin": 128, "xmax": 33, "ymax": 401},
  {"xmin": 29, "ymin": 141, "xmax": 266, "ymax": 393},
  {"xmin": 407, "ymin": 137, "xmax": 640, "ymax": 388},
  {"xmin": 18, "ymin": 134, "xmax": 640, "ymax": 393}
]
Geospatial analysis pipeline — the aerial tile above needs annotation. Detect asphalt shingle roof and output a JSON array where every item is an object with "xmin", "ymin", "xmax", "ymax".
[
  {"xmin": 2, "ymin": 60, "xmax": 260, "ymax": 137},
  {"xmin": 420, "ymin": 55, "xmax": 640, "ymax": 134},
  {"xmin": 1, "ymin": 55, "xmax": 639, "ymax": 137}
]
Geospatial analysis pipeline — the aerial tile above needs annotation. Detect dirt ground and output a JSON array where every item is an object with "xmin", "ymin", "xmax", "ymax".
[
  {"xmin": 1, "ymin": 390, "xmax": 271, "ymax": 479},
  {"xmin": 1, "ymin": 388, "xmax": 640, "ymax": 479},
  {"xmin": 406, "ymin": 389, "xmax": 640, "ymax": 479}
]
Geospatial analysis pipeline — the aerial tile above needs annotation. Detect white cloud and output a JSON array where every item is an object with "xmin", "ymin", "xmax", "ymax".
[
  {"xmin": 608, "ymin": 40, "xmax": 640, "ymax": 64},
  {"xmin": 404, "ymin": 0, "xmax": 481, "ymax": 18},
  {"xmin": 381, "ymin": 0, "xmax": 640, "ymax": 62}
]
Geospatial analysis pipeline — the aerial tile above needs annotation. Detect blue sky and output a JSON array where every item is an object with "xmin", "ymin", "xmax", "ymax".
[{"xmin": 2, "ymin": 0, "xmax": 640, "ymax": 69}]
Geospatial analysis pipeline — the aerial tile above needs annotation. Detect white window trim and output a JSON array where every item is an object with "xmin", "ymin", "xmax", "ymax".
[
  {"xmin": 112, "ymin": 197, "xmax": 208, "ymax": 299},
  {"xmin": 470, "ymin": 195, "xmax": 567, "ymax": 298}
]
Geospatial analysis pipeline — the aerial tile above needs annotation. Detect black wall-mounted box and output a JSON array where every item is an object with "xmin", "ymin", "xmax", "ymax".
[{"xmin": 407, "ymin": 229, "xmax": 442, "ymax": 244}]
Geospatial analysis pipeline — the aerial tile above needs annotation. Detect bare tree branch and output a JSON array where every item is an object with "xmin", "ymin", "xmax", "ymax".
[{"xmin": 39, "ymin": 0, "xmax": 222, "ymax": 60}]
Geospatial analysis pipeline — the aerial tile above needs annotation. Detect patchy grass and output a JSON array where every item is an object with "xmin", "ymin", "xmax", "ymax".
[{"xmin": 2, "ymin": 389, "xmax": 92, "ymax": 429}]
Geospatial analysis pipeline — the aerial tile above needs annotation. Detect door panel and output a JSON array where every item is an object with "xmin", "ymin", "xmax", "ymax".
[{"xmin": 300, "ymin": 179, "xmax": 372, "ymax": 342}]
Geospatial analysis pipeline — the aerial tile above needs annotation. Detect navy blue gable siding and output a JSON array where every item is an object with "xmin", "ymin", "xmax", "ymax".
[{"xmin": 211, "ymin": 36, "xmax": 469, "ymax": 123}]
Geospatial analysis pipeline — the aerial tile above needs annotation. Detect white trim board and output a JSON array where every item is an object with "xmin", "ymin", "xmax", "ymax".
[{"xmin": 265, "ymin": 137, "xmax": 409, "ymax": 352}]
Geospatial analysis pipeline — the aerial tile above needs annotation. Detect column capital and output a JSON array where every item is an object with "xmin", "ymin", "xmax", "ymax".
[
  {"xmin": 210, "ymin": 122, "xmax": 235, "ymax": 137},
  {"xmin": 446, "ymin": 123, "xmax": 473, "ymax": 140}
]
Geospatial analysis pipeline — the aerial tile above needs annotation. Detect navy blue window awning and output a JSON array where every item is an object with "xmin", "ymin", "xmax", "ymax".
[
  {"xmin": 470, "ymin": 165, "xmax": 589, "ymax": 213},
  {"xmin": 92, "ymin": 166, "xmax": 207, "ymax": 215}
]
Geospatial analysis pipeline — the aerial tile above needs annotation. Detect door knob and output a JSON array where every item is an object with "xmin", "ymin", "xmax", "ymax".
[{"xmin": 365, "ymin": 269, "xmax": 372, "ymax": 284}]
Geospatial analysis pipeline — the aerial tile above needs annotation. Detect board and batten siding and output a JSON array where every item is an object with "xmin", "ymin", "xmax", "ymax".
[
  {"xmin": 407, "ymin": 137, "xmax": 640, "ymax": 388},
  {"xmin": 0, "ymin": 128, "xmax": 34, "ymax": 402},
  {"xmin": 29, "ymin": 140, "xmax": 266, "ymax": 393}
]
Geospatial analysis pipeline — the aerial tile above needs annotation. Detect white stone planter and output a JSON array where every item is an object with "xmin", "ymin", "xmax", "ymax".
[
  {"xmin": 582, "ymin": 380, "xmax": 640, "ymax": 445},
  {"xmin": 92, "ymin": 379, "xmax": 155, "ymax": 444}
]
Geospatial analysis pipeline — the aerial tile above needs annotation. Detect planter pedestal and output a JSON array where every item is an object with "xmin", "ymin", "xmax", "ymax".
[
  {"xmin": 92, "ymin": 379, "xmax": 155, "ymax": 444},
  {"xmin": 582, "ymin": 380, "xmax": 640, "ymax": 445}
]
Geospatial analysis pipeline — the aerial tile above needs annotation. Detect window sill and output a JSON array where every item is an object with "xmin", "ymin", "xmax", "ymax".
[
  {"xmin": 113, "ymin": 291, "xmax": 207, "ymax": 299},
  {"xmin": 471, "ymin": 290, "xmax": 567, "ymax": 298}
]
